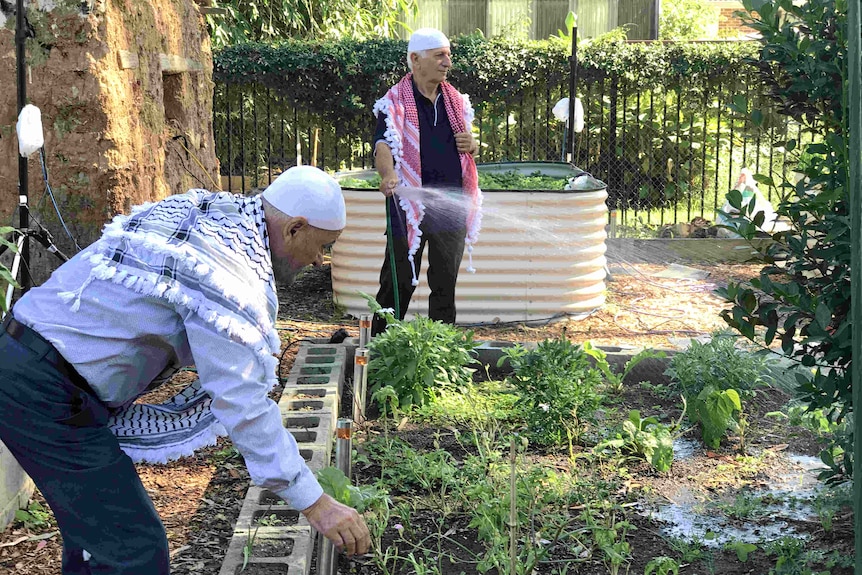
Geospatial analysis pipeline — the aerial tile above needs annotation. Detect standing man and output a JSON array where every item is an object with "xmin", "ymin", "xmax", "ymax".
[
  {"xmin": 0, "ymin": 166, "xmax": 370, "ymax": 574},
  {"xmin": 370, "ymin": 28, "xmax": 484, "ymax": 335}
]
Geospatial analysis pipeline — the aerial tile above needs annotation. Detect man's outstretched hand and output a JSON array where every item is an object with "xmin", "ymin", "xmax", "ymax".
[{"xmin": 301, "ymin": 494, "xmax": 371, "ymax": 556}]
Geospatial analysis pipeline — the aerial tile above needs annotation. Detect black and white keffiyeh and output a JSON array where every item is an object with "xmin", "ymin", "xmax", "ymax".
[{"xmin": 60, "ymin": 189, "xmax": 281, "ymax": 463}]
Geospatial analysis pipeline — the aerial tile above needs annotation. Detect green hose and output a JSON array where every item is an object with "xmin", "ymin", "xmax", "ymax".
[{"xmin": 385, "ymin": 198, "xmax": 400, "ymax": 319}]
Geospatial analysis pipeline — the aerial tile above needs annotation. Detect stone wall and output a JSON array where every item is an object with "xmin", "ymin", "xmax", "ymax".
[{"xmin": 0, "ymin": 0, "xmax": 219, "ymax": 265}]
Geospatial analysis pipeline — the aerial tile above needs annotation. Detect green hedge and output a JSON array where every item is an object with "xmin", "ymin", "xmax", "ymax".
[{"xmin": 213, "ymin": 35, "xmax": 759, "ymax": 123}]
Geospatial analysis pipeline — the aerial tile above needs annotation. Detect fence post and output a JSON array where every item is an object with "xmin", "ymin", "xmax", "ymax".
[{"xmin": 567, "ymin": 26, "xmax": 578, "ymax": 163}]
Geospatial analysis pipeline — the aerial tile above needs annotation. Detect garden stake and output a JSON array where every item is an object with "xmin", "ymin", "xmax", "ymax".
[
  {"xmin": 385, "ymin": 200, "xmax": 400, "ymax": 319},
  {"xmin": 335, "ymin": 418, "xmax": 353, "ymax": 480},
  {"xmin": 358, "ymin": 313, "xmax": 372, "ymax": 348},
  {"xmin": 848, "ymin": 0, "xmax": 862, "ymax": 569},
  {"xmin": 352, "ymin": 348, "xmax": 369, "ymax": 423},
  {"xmin": 509, "ymin": 437, "xmax": 517, "ymax": 575}
]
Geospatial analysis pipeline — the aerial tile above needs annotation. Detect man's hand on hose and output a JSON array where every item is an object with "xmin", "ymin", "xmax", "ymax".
[
  {"xmin": 379, "ymin": 174, "xmax": 398, "ymax": 197},
  {"xmin": 301, "ymin": 493, "xmax": 371, "ymax": 556}
]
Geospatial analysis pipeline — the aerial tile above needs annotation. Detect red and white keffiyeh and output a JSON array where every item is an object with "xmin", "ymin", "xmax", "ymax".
[{"xmin": 372, "ymin": 74, "xmax": 483, "ymax": 285}]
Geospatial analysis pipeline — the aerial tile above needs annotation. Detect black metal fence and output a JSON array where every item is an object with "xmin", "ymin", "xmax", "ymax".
[{"xmin": 213, "ymin": 51, "xmax": 803, "ymax": 234}]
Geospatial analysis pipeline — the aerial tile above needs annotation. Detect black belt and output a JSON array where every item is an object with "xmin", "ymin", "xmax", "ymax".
[{"xmin": 2, "ymin": 314, "xmax": 98, "ymax": 399}]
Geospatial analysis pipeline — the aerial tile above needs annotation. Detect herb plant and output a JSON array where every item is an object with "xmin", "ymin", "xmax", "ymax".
[
  {"xmin": 596, "ymin": 410, "xmax": 678, "ymax": 472},
  {"xmin": 664, "ymin": 334, "xmax": 770, "ymax": 448},
  {"xmin": 365, "ymin": 301, "xmax": 479, "ymax": 412},
  {"xmin": 501, "ymin": 336, "xmax": 603, "ymax": 449}
]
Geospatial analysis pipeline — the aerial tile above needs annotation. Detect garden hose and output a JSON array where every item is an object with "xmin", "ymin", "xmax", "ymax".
[{"xmin": 385, "ymin": 198, "xmax": 400, "ymax": 319}]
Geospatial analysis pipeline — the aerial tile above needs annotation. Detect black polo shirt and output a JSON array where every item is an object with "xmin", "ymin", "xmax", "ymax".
[
  {"xmin": 373, "ymin": 79, "xmax": 463, "ymax": 190},
  {"xmin": 373, "ymin": 79, "xmax": 465, "ymax": 235}
]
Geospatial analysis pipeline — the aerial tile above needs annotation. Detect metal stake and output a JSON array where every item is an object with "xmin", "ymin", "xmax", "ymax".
[
  {"xmin": 358, "ymin": 314, "xmax": 372, "ymax": 349},
  {"xmin": 318, "ymin": 420, "xmax": 353, "ymax": 575},
  {"xmin": 335, "ymin": 419, "xmax": 352, "ymax": 480},
  {"xmin": 352, "ymin": 348, "xmax": 369, "ymax": 423}
]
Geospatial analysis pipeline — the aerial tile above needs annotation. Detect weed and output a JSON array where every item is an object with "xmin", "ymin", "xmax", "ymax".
[
  {"xmin": 644, "ymin": 556, "xmax": 680, "ymax": 575},
  {"xmin": 501, "ymin": 336, "xmax": 603, "ymax": 450},
  {"xmin": 15, "ymin": 500, "xmax": 52, "ymax": 530}
]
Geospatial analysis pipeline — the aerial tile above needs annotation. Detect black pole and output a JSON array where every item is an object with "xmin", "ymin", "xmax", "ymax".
[
  {"xmin": 16, "ymin": 0, "xmax": 30, "ymax": 293},
  {"xmin": 567, "ymin": 26, "xmax": 578, "ymax": 164}
]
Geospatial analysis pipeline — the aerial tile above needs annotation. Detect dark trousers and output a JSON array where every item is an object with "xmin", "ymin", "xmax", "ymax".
[
  {"xmin": 0, "ymin": 328, "xmax": 170, "ymax": 574},
  {"xmin": 372, "ymin": 222, "xmax": 467, "ymax": 336}
]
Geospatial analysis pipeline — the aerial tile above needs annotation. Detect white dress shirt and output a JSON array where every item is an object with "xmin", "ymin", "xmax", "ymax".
[{"xmin": 13, "ymin": 244, "xmax": 323, "ymax": 511}]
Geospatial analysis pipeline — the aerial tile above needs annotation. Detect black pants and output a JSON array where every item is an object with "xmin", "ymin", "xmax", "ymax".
[
  {"xmin": 0, "ymin": 320, "xmax": 170, "ymax": 574},
  {"xmin": 372, "ymin": 221, "xmax": 467, "ymax": 336}
]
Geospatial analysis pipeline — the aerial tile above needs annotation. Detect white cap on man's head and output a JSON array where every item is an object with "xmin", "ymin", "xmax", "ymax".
[
  {"xmin": 261, "ymin": 166, "xmax": 346, "ymax": 231},
  {"xmin": 407, "ymin": 28, "xmax": 450, "ymax": 69}
]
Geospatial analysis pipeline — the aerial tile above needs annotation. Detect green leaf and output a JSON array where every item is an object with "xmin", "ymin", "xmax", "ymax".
[
  {"xmin": 726, "ymin": 541, "xmax": 757, "ymax": 562},
  {"xmin": 565, "ymin": 11, "xmax": 576, "ymax": 33},
  {"xmin": 750, "ymin": 109, "xmax": 763, "ymax": 126},
  {"xmin": 814, "ymin": 302, "xmax": 831, "ymax": 330}
]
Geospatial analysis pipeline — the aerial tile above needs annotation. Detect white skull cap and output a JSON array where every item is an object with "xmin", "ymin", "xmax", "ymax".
[
  {"xmin": 261, "ymin": 166, "xmax": 346, "ymax": 231},
  {"xmin": 407, "ymin": 28, "xmax": 450, "ymax": 55}
]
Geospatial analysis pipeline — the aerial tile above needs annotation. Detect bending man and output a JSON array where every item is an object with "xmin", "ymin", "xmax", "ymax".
[
  {"xmin": 371, "ymin": 28, "xmax": 483, "ymax": 335},
  {"xmin": 0, "ymin": 166, "xmax": 370, "ymax": 574}
]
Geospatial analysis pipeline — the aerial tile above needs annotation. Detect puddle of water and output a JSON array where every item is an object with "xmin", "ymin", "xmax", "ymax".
[
  {"xmin": 644, "ymin": 452, "xmax": 828, "ymax": 546},
  {"xmin": 672, "ymin": 437, "xmax": 700, "ymax": 461}
]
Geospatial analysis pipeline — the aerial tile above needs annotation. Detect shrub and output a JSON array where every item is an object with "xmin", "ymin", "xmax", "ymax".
[
  {"xmin": 717, "ymin": 0, "xmax": 852, "ymax": 481},
  {"xmin": 501, "ymin": 337, "xmax": 603, "ymax": 448},
  {"xmin": 366, "ymin": 308, "xmax": 479, "ymax": 412},
  {"xmin": 664, "ymin": 334, "xmax": 771, "ymax": 448}
]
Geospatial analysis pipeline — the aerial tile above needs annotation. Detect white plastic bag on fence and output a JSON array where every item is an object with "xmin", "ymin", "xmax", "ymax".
[
  {"xmin": 716, "ymin": 168, "xmax": 787, "ymax": 238},
  {"xmin": 552, "ymin": 97, "xmax": 584, "ymax": 133},
  {"xmin": 16, "ymin": 104, "xmax": 44, "ymax": 158}
]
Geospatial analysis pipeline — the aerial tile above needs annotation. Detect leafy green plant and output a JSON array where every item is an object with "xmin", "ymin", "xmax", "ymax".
[
  {"xmin": 581, "ymin": 502, "xmax": 634, "ymax": 575},
  {"xmin": 500, "ymin": 336, "xmax": 603, "ymax": 449},
  {"xmin": 664, "ymin": 334, "xmax": 770, "ymax": 399},
  {"xmin": 596, "ymin": 410, "xmax": 678, "ymax": 472},
  {"xmin": 477, "ymin": 170, "xmax": 568, "ymax": 191},
  {"xmin": 14, "ymin": 500, "xmax": 51, "ymax": 530},
  {"xmin": 725, "ymin": 540, "xmax": 758, "ymax": 562},
  {"xmin": 717, "ymin": 0, "xmax": 852, "ymax": 481},
  {"xmin": 689, "ymin": 386, "xmax": 742, "ymax": 449},
  {"xmin": 663, "ymin": 534, "xmax": 707, "ymax": 563},
  {"xmin": 664, "ymin": 334, "xmax": 770, "ymax": 448},
  {"xmin": 645, "ymin": 556, "xmax": 680, "ymax": 575},
  {"xmin": 317, "ymin": 466, "xmax": 388, "ymax": 512},
  {"xmin": 583, "ymin": 342, "xmax": 666, "ymax": 394},
  {"xmin": 763, "ymin": 536, "xmax": 830, "ymax": 575},
  {"xmin": 364, "ymin": 297, "xmax": 479, "ymax": 412}
]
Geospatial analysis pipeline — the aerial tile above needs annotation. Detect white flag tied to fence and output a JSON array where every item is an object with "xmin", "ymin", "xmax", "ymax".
[{"xmin": 552, "ymin": 97, "xmax": 584, "ymax": 133}]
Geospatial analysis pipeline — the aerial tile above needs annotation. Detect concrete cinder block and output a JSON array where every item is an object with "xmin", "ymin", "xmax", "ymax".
[
  {"xmin": 218, "ymin": 523, "xmax": 313, "ymax": 575},
  {"xmin": 0, "ymin": 440, "xmax": 34, "ymax": 530},
  {"xmin": 218, "ymin": 340, "xmax": 350, "ymax": 575}
]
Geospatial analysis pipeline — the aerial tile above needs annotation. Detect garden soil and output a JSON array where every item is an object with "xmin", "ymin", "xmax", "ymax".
[{"xmin": 0, "ymin": 260, "xmax": 853, "ymax": 574}]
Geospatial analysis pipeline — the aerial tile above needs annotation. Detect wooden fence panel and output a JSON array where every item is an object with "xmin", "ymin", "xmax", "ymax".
[
  {"xmin": 448, "ymin": 0, "xmax": 489, "ymax": 37},
  {"xmin": 533, "ymin": 0, "xmax": 572, "ymax": 39}
]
